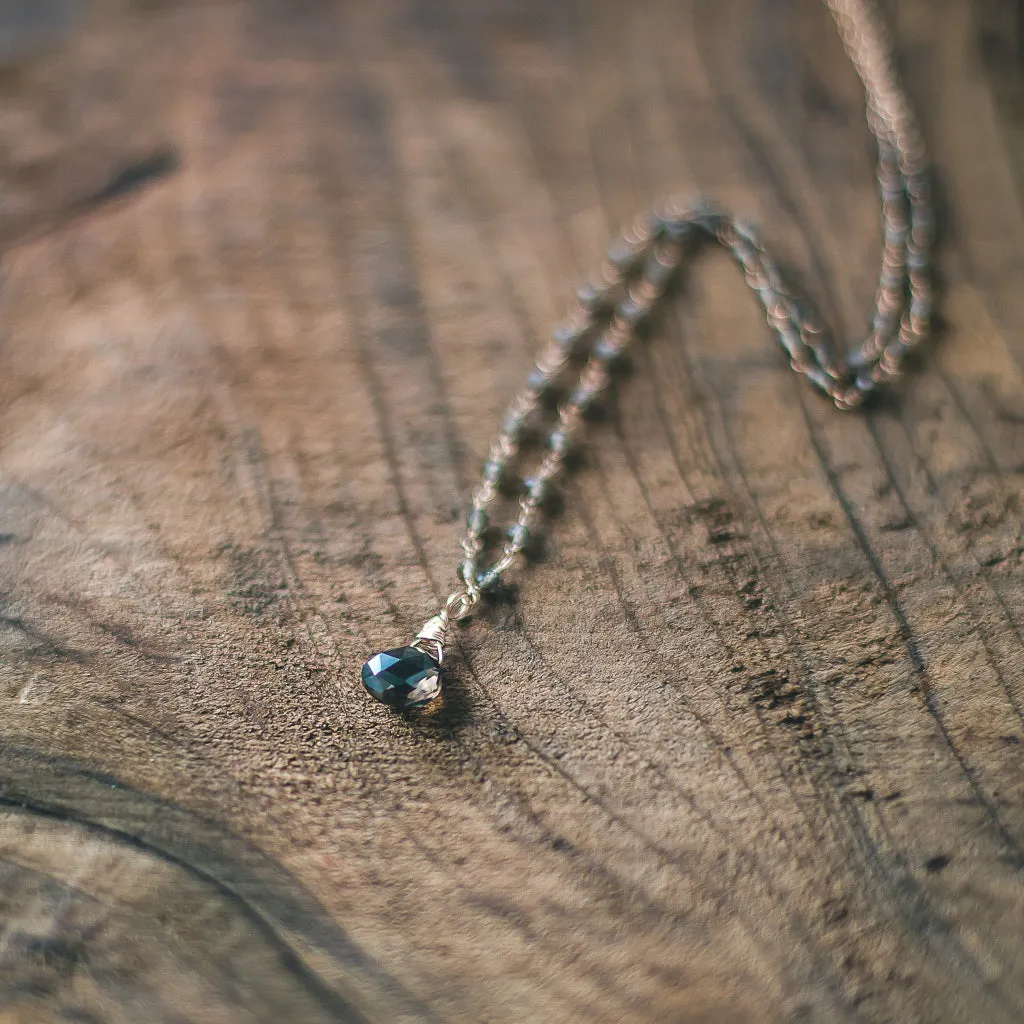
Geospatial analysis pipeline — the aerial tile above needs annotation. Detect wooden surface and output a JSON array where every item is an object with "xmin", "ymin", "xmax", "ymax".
[{"xmin": 1, "ymin": 1, "xmax": 1023, "ymax": 1021}]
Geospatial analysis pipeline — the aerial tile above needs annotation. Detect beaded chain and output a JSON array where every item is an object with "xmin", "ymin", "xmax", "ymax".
[{"xmin": 360, "ymin": 0, "xmax": 934, "ymax": 709}]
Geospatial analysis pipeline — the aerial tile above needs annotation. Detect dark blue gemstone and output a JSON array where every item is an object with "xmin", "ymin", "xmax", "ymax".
[{"xmin": 361, "ymin": 646, "xmax": 441, "ymax": 709}]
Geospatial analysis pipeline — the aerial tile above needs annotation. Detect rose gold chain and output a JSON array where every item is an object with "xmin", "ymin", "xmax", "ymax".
[{"xmin": 453, "ymin": 0, "xmax": 932, "ymax": 606}]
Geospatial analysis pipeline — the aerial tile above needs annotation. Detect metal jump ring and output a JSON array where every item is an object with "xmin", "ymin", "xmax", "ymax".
[{"xmin": 444, "ymin": 590, "xmax": 479, "ymax": 621}]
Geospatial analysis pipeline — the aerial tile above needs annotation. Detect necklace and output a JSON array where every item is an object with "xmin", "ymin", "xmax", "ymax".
[{"xmin": 360, "ymin": 0, "xmax": 932, "ymax": 710}]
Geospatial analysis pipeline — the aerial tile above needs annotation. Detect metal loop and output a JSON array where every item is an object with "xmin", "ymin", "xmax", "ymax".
[{"xmin": 444, "ymin": 590, "xmax": 479, "ymax": 621}]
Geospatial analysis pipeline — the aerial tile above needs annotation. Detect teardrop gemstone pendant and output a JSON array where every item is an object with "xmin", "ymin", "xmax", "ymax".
[
  {"xmin": 361, "ymin": 646, "xmax": 441, "ymax": 709},
  {"xmin": 360, "ymin": 608, "xmax": 453, "ymax": 709}
]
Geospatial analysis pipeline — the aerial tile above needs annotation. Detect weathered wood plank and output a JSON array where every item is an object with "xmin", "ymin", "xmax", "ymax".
[{"xmin": 0, "ymin": 1, "xmax": 1022, "ymax": 1021}]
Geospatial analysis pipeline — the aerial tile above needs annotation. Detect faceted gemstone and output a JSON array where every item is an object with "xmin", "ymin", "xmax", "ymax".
[{"xmin": 361, "ymin": 646, "xmax": 441, "ymax": 709}]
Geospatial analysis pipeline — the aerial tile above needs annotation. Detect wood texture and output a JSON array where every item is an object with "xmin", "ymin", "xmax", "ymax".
[{"xmin": 1, "ymin": 1, "xmax": 1023, "ymax": 1021}]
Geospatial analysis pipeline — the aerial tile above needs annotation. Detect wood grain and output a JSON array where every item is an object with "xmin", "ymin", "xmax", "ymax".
[{"xmin": 0, "ymin": 0, "xmax": 1023, "ymax": 1021}]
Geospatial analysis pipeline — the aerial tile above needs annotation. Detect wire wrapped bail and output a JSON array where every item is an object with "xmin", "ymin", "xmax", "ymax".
[
  {"xmin": 411, "ymin": 609, "xmax": 449, "ymax": 665},
  {"xmin": 409, "ymin": 587, "xmax": 478, "ymax": 667}
]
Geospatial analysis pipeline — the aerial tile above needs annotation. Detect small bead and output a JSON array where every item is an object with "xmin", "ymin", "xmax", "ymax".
[
  {"xmin": 643, "ymin": 249, "xmax": 678, "ymax": 289},
  {"xmin": 855, "ymin": 370, "xmax": 880, "ymax": 392},
  {"xmin": 500, "ymin": 411, "xmax": 526, "ymax": 441},
  {"xmin": 594, "ymin": 332, "xmax": 626, "ymax": 363},
  {"xmin": 483, "ymin": 459, "xmax": 504, "ymax": 485},
  {"xmin": 567, "ymin": 384, "xmax": 599, "ymax": 414},
  {"xmin": 606, "ymin": 237, "xmax": 643, "ymax": 271},
  {"xmin": 907, "ymin": 247, "xmax": 929, "ymax": 272},
  {"xmin": 476, "ymin": 568, "xmax": 500, "ymax": 591},
  {"xmin": 507, "ymin": 523, "xmax": 531, "ymax": 550},
  {"xmin": 527, "ymin": 367, "xmax": 554, "ymax": 392},
  {"xmin": 661, "ymin": 217, "xmax": 694, "ymax": 243},
  {"xmin": 524, "ymin": 475, "xmax": 549, "ymax": 503},
  {"xmin": 617, "ymin": 294, "xmax": 651, "ymax": 326},
  {"xmin": 549, "ymin": 428, "xmax": 572, "ymax": 456},
  {"xmin": 553, "ymin": 321, "xmax": 586, "ymax": 353},
  {"xmin": 466, "ymin": 507, "xmax": 488, "ymax": 536},
  {"xmin": 691, "ymin": 202, "xmax": 722, "ymax": 232},
  {"xmin": 577, "ymin": 280, "xmax": 612, "ymax": 312}
]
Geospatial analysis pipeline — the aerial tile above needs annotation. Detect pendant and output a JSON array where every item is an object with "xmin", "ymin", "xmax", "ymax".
[
  {"xmin": 361, "ymin": 645, "xmax": 442, "ymax": 709},
  {"xmin": 361, "ymin": 610, "xmax": 449, "ymax": 709},
  {"xmin": 361, "ymin": 591, "xmax": 479, "ymax": 709}
]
